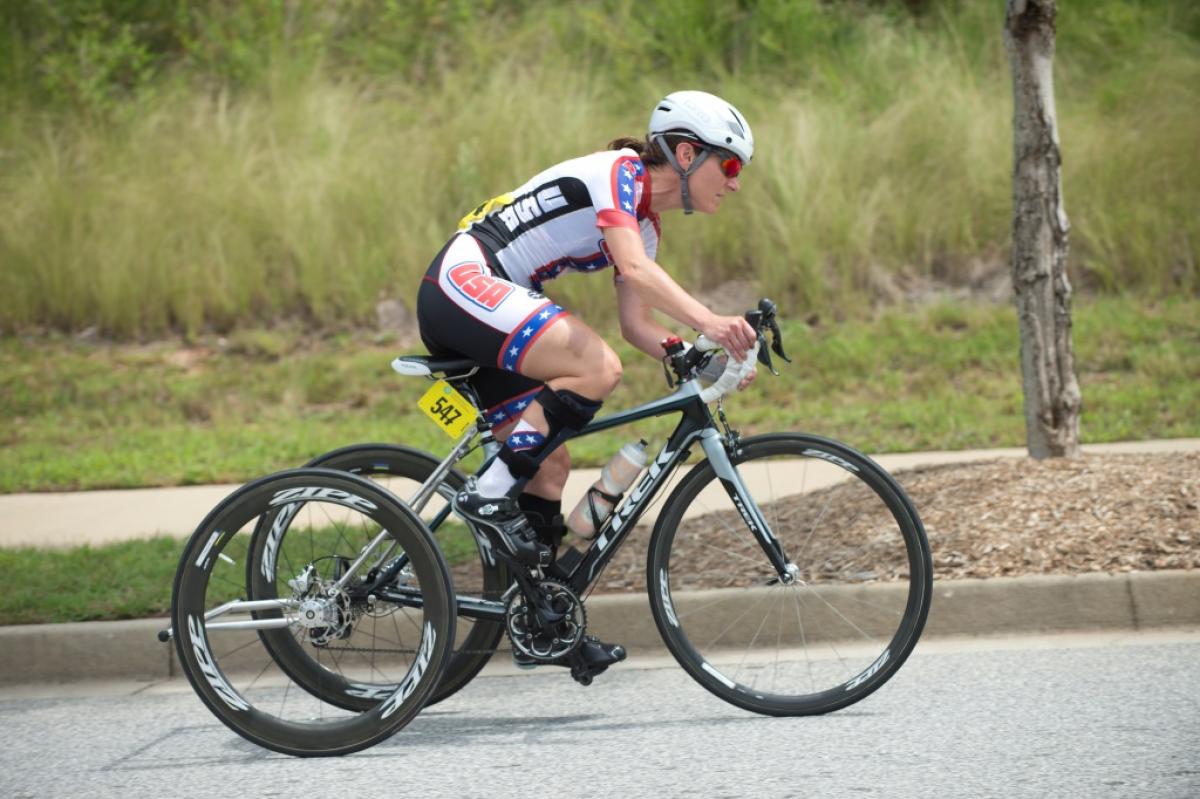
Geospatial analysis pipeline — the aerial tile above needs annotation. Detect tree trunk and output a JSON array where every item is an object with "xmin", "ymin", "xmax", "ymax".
[{"xmin": 1004, "ymin": 0, "xmax": 1081, "ymax": 458}]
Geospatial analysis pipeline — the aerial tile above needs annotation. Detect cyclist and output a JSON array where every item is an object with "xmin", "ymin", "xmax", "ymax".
[{"xmin": 417, "ymin": 91, "xmax": 757, "ymax": 664}]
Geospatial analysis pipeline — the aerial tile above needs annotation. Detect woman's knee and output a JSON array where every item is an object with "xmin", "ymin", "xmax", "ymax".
[{"xmin": 594, "ymin": 343, "xmax": 623, "ymax": 395}]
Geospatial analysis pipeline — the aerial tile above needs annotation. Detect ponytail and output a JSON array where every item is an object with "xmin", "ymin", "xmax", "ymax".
[{"xmin": 608, "ymin": 135, "xmax": 668, "ymax": 168}]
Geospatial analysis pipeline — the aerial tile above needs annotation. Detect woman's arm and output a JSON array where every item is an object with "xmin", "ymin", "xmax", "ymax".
[
  {"xmin": 602, "ymin": 225, "xmax": 756, "ymax": 361},
  {"xmin": 615, "ymin": 279, "xmax": 677, "ymax": 359}
]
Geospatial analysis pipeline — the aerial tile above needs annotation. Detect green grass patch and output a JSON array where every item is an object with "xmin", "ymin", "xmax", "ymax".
[
  {"xmin": 0, "ymin": 1, "xmax": 1196, "ymax": 337},
  {"xmin": 0, "ymin": 537, "xmax": 179, "ymax": 625},
  {"xmin": 2, "ymin": 296, "xmax": 1196, "ymax": 494},
  {"xmin": 0, "ymin": 522, "xmax": 479, "ymax": 626}
]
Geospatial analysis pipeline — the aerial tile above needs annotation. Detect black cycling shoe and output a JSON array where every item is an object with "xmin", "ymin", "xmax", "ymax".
[
  {"xmin": 511, "ymin": 649, "xmax": 539, "ymax": 670},
  {"xmin": 578, "ymin": 636, "xmax": 626, "ymax": 670},
  {"xmin": 453, "ymin": 479, "xmax": 553, "ymax": 567},
  {"xmin": 569, "ymin": 636, "xmax": 627, "ymax": 685}
]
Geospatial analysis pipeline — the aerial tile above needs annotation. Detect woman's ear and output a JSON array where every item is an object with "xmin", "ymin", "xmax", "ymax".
[{"xmin": 674, "ymin": 141, "xmax": 697, "ymax": 168}]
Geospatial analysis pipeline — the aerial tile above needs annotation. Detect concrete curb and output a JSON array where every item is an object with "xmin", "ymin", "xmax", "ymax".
[{"xmin": 1, "ymin": 570, "xmax": 1196, "ymax": 686}]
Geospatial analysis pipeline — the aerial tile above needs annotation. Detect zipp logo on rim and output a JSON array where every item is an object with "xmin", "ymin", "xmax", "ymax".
[
  {"xmin": 261, "ymin": 502, "xmax": 301, "ymax": 581},
  {"xmin": 845, "ymin": 649, "xmax": 890, "ymax": 691},
  {"xmin": 188, "ymin": 615, "xmax": 249, "ymax": 711},
  {"xmin": 803, "ymin": 449, "xmax": 859, "ymax": 473},
  {"xmin": 380, "ymin": 623, "xmax": 437, "ymax": 719},
  {"xmin": 269, "ymin": 487, "xmax": 378, "ymax": 512}
]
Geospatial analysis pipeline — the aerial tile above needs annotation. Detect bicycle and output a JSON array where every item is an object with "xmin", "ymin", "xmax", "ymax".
[{"xmin": 164, "ymin": 298, "xmax": 934, "ymax": 757}]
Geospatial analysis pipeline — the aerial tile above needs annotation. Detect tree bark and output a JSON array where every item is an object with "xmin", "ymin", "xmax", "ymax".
[{"xmin": 1004, "ymin": 0, "xmax": 1081, "ymax": 458}]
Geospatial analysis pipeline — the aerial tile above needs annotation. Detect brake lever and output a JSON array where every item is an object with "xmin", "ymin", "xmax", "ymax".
[
  {"xmin": 756, "ymin": 333, "xmax": 778, "ymax": 375},
  {"xmin": 768, "ymin": 318, "xmax": 792, "ymax": 363}
]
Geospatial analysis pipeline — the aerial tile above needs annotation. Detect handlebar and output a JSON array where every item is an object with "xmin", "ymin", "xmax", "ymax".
[
  {"xmin": 660, "ymin": 297, "xmax": 792, "ymax": 403},
  {"xmin": 697, "ymin": 339, "xmax": 760, "ymax": 403}
]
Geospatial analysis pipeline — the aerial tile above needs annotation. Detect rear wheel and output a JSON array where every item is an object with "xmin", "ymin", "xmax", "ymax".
[
  {"xmin": 172, "ymin": 468, "xmax": 455, "ymax": 757},
  {"xmin": 304, "ymin": 445, "xmax": 508, "ymax": 704},
  {"xmin": 647, "ymin": 433, "xmax": 932, "ymax": 716}
]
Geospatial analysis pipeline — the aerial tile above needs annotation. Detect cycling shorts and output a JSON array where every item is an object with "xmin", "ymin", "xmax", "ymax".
[{"xmin": 417, "ymin": 234, "xmax": 568, "ymax": 422}]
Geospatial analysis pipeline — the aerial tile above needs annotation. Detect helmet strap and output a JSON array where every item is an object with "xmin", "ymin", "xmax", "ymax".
[{"xmin": 652, "ymin": 133, "xmax": 711, "ymax": 215}]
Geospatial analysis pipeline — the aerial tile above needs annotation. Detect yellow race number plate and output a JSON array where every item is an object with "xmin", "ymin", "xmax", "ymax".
[{"xmin": 418, "ymin": 380, "xmax": 476, "ymax": 439}]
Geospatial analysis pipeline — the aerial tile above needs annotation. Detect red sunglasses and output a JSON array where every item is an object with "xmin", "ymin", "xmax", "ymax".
[{"xmin": 704, "ymin": 146, "xmax": 743, "ymax": 179}]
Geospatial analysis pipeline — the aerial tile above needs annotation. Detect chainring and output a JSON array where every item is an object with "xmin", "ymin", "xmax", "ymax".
[{"xmin": 505, "ymin": 578, "xmax": 586, "ymax": 662}]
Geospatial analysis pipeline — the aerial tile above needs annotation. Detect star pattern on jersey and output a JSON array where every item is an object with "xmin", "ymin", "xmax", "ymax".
[{"xmin": 615, "ymin": 158, "xmax": 642, "ymax": 218}]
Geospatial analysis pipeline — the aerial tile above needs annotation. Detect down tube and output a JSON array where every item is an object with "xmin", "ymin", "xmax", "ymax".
[
  {"xmin": 567, "ymin": 412, "xmax": 710, "ymax": 593},
  {"xmin": 696, "ymin": 429, "xmax": 790, "ymax": 577}
]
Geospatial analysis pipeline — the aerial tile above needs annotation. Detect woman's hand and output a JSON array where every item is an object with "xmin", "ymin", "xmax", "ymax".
[{"xmin": 700, "ymin": 313, "xmax": 757, "ymax": 362}]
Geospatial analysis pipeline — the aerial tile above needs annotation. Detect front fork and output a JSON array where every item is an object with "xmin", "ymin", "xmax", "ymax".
[{"xmin": 696, "ymin": 429, "xmax": 797, "ymax": 583}]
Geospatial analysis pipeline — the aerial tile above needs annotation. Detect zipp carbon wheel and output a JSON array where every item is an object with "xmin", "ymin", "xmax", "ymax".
[
  {"xmin": 647, "ymin": 433, "xmax": 932, "ymax": 716},
  {"xmin": 252, "ymin": 444, "xmax": 507, "ymax": 708},
  {"xmin": 171, "ymin": 468, "xmax": 455, "ymax": 757}
]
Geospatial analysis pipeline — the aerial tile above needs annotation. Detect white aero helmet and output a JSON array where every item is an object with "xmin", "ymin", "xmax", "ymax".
[
  {"xmin": 647, "ymin": 90, "xmax": 754, "ymax": 213},
  {"xmin": 650, "ymin": 90, "xmax": 754, "ymax": 163}
]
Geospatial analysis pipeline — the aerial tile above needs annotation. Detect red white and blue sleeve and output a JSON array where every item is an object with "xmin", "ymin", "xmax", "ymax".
[{"xmin": 590, "ymin": 149, "xmax": 647, "ymax": 232}]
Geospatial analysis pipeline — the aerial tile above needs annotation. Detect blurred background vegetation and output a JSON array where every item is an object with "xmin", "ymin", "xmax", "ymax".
[{"xmin": 1, "ymin": 0, "xmax": 1197, "ymax": 338}]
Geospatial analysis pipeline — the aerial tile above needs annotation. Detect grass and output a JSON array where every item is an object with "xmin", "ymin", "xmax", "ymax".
[
  {"xmin": 0, "ymin": 1, "xmax": 1196, "ymax": 337},
  {"xmin": 0, "ymin": 523, "xmax": 479, "ymax": 626},
  {"xmin": 2, "ymin": 295, "xmax": 1196, "ymax": 494},
  {"xmin": 0, "ymin": 537, "xmax": 180, "ymax": 625},
  {"xmin": 1, "ymin": 294, "xmax": 1195, "ymax": 624}
]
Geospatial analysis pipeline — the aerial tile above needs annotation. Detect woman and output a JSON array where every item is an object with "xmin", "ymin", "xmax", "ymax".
[{"xmin": 418, "ymin": 90, "xmax": 757, "ymax": 572}]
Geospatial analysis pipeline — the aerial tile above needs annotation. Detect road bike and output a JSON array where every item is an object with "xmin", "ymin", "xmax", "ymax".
[{"xmin": 165, "ymin": 299, "xmax": 934, "ymax": 757}]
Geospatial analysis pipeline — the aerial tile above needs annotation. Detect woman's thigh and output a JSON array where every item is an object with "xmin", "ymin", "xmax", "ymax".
[{"xmin": 417, "ymin": 234, "xmax": 571, "ymax": 372}]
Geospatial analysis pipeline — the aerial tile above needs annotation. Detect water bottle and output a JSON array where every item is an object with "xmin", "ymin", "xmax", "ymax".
[{"xmin": 566, "ymin": 440, "xmax": 649, "ymax": 539}]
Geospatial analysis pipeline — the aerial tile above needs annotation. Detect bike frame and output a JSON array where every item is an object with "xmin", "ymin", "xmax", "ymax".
[{"xmin": 377, "ymin": 376, "xmax": 791, "ymax": 623}]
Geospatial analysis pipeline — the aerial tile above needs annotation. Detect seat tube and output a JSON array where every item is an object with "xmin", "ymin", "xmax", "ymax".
[{"xmin": 697, "ymin": 429, "xmax": 790, "ymax": 577}]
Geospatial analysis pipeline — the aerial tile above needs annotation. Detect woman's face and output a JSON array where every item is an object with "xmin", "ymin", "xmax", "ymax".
[{"xmin": 680, "ymin": 143, "xmax": 741, "ymax": 214}]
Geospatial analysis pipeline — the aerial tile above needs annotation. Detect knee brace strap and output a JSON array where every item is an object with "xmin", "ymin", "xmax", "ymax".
[
  {"xmin": 498, "ymin": 446, "xmax": 540, "ymax": 480},
  {"xmin": 536, "ymin": 386, "xmax": 602, "ymax": 432}
]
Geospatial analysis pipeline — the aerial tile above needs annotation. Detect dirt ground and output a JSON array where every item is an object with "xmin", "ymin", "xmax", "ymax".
[{"xmin": 578, "ymin": 452, "xmax": 1199, "ymax": 594}]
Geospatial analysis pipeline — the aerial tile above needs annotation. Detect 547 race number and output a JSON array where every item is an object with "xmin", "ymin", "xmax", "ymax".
[{"xmin": 417, "ymin": 380, "xmax": 476, "ymax": 439}]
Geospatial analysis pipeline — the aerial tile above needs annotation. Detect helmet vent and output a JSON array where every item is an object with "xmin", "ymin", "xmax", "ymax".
[{"xmin": 726, "ymin": 107, "xmax": 747, "ymax": 137}]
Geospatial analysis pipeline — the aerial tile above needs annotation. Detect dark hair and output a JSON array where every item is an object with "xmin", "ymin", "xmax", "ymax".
[{"xmin": 608, "ymin": 134, "xmax": 695, "ymax": 168}]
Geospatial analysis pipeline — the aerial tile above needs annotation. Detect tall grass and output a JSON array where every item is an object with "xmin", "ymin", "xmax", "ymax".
[{"xmin": 1, "ymin": 0, "xmax": 1196, "ymax": 337}]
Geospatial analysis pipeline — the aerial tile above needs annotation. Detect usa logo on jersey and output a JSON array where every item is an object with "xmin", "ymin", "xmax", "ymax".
[{"xmin": 446, "ymin": 262, "xmax": 513, "ymax": 311}]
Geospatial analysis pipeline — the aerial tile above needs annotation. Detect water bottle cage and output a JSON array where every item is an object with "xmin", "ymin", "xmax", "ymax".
[{"xmin": 586, "ymin": 485, "xmax": 623, "ymax": 525}]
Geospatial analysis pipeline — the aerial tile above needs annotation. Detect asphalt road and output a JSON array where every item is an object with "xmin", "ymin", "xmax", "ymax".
[{"xmin": 2, "ymin": 630, "xmax": 1198, "ymax": 799}]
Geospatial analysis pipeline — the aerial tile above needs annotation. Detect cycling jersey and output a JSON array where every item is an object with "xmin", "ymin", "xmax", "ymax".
[
  {"xmin": 457, "ymin": 148, "xmax": 661, "ymax": 291},
  {"xmin": 417, "ymin": 148, "xmax": 663, "ymax": 414}
]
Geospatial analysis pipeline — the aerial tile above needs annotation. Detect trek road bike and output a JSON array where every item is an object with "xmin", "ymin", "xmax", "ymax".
[{"xmin": 163, "ymin": 299, "xmax": 934, "ymax": 757}]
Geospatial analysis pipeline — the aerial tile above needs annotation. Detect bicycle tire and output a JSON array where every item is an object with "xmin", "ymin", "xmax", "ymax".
[
  {"xmin": 646, "ymin": 433, "xmax": 932, "ymax": 716},
  {"xmin": 172, "ymin": 468, "xmax": 456, "ymax": 756},
  {"xmin": 245, "ymin": 444, "xmax": 506, "ymax": 709}
]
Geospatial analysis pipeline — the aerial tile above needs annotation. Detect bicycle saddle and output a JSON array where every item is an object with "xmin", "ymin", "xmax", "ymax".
[{"xmin": 391, "ymin": 354, "xmax": 478, "ymax": 378}]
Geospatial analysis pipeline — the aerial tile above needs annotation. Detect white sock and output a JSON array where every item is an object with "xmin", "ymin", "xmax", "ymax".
[
  {"xmin": 476, "ymin": 420, "xmax": 541, "ymax": 497},
  {"xmin": 476, "ymin": 457, "xmax": 517, "ymax": 497}
]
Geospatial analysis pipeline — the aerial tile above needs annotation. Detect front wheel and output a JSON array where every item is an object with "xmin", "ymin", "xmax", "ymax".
[{"xmin": 647, "ymin": 433, "xmax": 932, "ymax": 716}]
